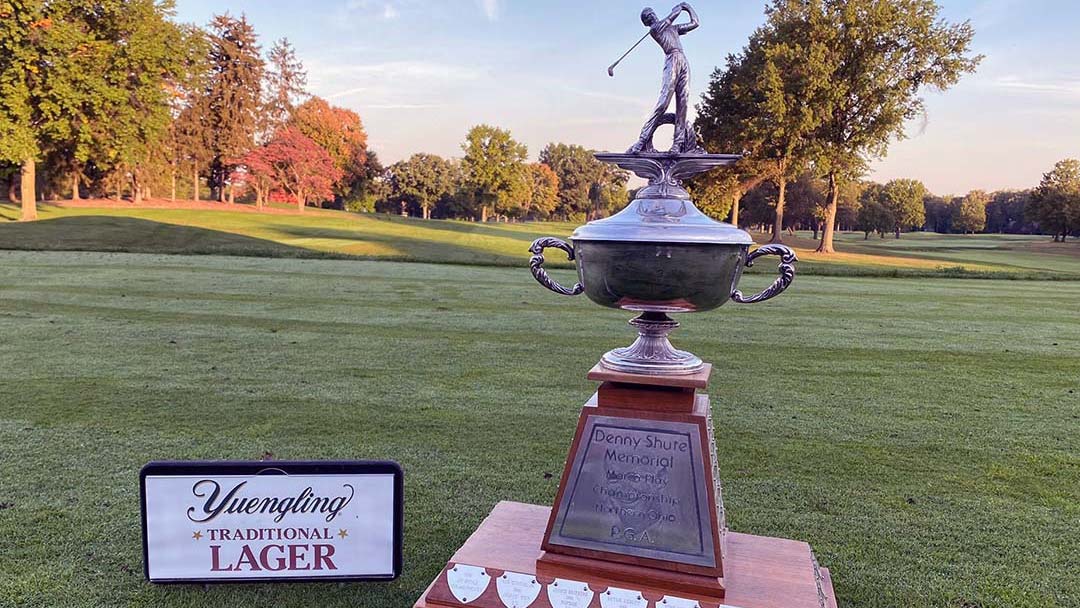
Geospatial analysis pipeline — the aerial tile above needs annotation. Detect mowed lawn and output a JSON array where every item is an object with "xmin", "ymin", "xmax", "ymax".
[
  {"xmin": 4, "ymin": 202, "xmax": 1080, "ymax": 278},
  {"xmin": 0, "ymin": 251, "xmax": 1077, "ymax": 608}
]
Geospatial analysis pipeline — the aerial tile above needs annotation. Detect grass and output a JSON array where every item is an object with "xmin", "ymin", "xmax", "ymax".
[
  {"xmin": 0, "ymin": 251, "xmax": 1077, "ymax": 607},
  {"xmin": 3, "ymin": 202, "xmax": 1079, "ymax": 279}
]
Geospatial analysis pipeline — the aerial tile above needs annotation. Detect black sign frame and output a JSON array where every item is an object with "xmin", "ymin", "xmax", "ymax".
[{"xmin": 139, "ymin": 460, "xmax": 404, "ymax": 584}]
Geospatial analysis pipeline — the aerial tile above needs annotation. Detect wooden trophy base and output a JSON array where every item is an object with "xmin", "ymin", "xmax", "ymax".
[
  {"xmin": 416, "ymin": 364, "xmax": 836, "ymax": 608},
  {"xmin": 415, "ymin": 502, "xmax": 836, "ymax": 608}
]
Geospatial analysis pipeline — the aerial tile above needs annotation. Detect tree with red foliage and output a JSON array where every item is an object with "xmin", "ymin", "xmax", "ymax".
[
  {"xmin": 288, "ymin": 96, "xmax": 370, "ymax": 201},
  {"xmin": 241, "ymin": 127, "xmax": 340, "ymax": 211}
]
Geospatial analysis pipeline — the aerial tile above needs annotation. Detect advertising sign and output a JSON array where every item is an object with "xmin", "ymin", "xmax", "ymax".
[{"xmin": 140, "ymin": 461, "xmax": 402, "ymax": 583}]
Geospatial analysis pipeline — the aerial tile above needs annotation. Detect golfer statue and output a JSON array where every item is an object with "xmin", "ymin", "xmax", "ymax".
[{"xmin": 627, "ymin": 3, "xmax": 704, "ymax": 155}]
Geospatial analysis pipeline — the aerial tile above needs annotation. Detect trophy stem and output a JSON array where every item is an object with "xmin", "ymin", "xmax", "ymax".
[{"xmin": 600, "ymin": 311, "xmax": 704, "ymax": 375}]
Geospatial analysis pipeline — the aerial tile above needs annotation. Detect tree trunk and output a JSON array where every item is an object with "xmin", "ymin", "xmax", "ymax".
[
  {"xmin": 256, "ymin": 187, "xmax": 263, "ymax": 211},
  {"xmin": 7, "ymin": 174, "xmax": 17, "ymax": 203},
  {"xmin": 133, "ymin": 171, "xmax": 142, "ymax": 203},
  {"xmin": 895, "ymin": 227, "xmax": 901, "ymax": 239},
  {"xmin": 816, "ymin": 173, "xmax": 839, "ymax": 253},
  {"xmin": 481, "ymin": 205, "xmax": 489, "ymax": 223},
  {"xmin": 729, "ymin": 193, "xmax": 740, "ymax": 227},
  {"xmin": 422, "ymin": 204, "xmax": 430, "ymax": 219},
  {"xmin": 228, "ymin": 184, "xmax": 235, "ymax": 205},
  {"xmin": 71, "ymin": 170, "xmax": 81, "ymax": 201},
  {"xmin": 170, "ymin": 171, "xmax": 176, "ymax": 202},
  {"xmin": 20, "ymin": 158, "xmax": 37, "ymax": 221},
  {"xmin": 297, "ymin": 191, "xmax": 304, "ymax": 212},
  {"xmin": 193, "ymin": 166, "xmax": 199, "ymax": 201}
]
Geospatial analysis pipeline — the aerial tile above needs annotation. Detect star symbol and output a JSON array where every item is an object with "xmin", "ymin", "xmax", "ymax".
[
  {"xmin": 192, "ymin": 531, "xmax": 202, "ymax": 541},
  {"xmin": 338, "ymin": 528, "xmax": 349, "ymax": 539}
]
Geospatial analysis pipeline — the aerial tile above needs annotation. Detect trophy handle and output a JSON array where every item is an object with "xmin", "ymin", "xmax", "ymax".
[
  {"xmin": 731, "ymin": 244, "xmax": 797, "ymax": 304},
  {"xmin": 529, "ymin": 237, "xmax": 584, "ymax": 296}
]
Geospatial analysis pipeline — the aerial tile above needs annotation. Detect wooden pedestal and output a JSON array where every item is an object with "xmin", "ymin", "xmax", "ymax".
[{"xmin": 415, "ymin": 364, "xmax": 837, "ymax": 608}]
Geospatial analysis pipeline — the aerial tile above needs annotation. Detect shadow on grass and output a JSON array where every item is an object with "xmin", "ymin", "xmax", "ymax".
[
  {"xmin": 365, "ymin": 213, "xmax": 572, "ymax": 243},
  {"xmin": 271, "ymin": 224, "xmax": 533, "ymax": 266},
  {"xmin": 0, "ymin": 215, "xmax": 321, "ymax": 258}
]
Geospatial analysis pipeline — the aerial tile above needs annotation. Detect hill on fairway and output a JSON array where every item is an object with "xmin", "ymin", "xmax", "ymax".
[{"xmin": 3, "ymin": 201, "xmax": 1079, "ymax": 278}]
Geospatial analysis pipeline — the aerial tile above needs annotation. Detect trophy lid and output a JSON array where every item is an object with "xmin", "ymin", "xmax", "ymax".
[{"xmin": 571, "ymin": 197, "xmax": 753, "ymax": 245}]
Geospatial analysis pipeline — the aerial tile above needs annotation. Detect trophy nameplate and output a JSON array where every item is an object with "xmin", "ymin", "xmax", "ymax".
[{"xmin": 547, "ymin": 415, "xmax": 716, "ymax": 568}]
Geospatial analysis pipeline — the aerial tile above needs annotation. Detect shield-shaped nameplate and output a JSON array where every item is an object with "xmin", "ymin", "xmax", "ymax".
[
  {"xmin": 599, "ymin": 586, "xmax": 647, "ymax": 608},
  {"xmin": 496, "ymin": 571, "xmax": 542, "ymax": 607},
  {"xmin": 659, "ymin": 597, "xmax": 701, "ymax": 608},
  {"xmin": 547, "ymin": 578, "xmax": 594, "ymax": 608},
  {"xmin": 447, "ymin": 564, "xmax": 490, "ymax": 604}
]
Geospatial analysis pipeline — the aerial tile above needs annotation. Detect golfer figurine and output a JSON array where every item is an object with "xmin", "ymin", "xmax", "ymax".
[{"xmin": 627, "ymin": 3, "xmax": 703, "ymax": 155}]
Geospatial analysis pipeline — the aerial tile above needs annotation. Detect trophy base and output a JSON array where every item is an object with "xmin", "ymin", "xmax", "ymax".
[{"xmin": 600, "ymin": 311, "xmax": 704, "ymax": 376}]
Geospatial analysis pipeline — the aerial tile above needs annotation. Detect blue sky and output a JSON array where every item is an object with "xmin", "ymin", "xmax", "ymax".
[{"xmin": 174, "ymin": 0, "xmax": 1080, "ymax": 195}]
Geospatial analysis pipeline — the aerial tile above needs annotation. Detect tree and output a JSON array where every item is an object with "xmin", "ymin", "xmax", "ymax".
[
  {"xmin": 204, "ymin": 14, "xmax": 264, "ymax": 202},
  {"xmin": 1029, "ymin": 159, "xmax": 1080, "ymax": 241},
  {"xmin": 387, "ymin": 153, "xmax": 454, "ymax": 219},
  {"xmin": 952, "ymin": 190, "xmax": 987, "ymax": 234},
  {"xmin": 461, "ymin": 125, "xmax": 527, "ymax": 222},
  {"xmin": 262, "ymin": 37, "xmax": 306, "ymax": 139},
  {"xmin": 923, "ymin": 194, "xmax": 953, "ymax": 233},
  {"xmin": 538, "ymin": 142, "xmax": 628, "ymax": 220},
  {"xmin": 0, "ymin": 0, "xmax": 40, "ymax": 219},
  {"xmin": 526, "ymin": 162, "xmax": 559, "ymax": 219},
  {"xmin": 289, "ymin": 97, "xmax": 371, "ymax": 203},
  {"xmin": 808, "ymin": 0, "xmax": 980, "ymax": 253},
  {"xmin": 881, "ymin": 178, "xmax": 928, "ymax": 237},
  {"xmin": 986, "ymin": 190, "xmax": 1034, "ymax": 234},
  {"xmin": 695, "ymin": 1, "xmax": 826, "ymax": 243},
  {"xmin": 241, "ymin": 126, "xmax": 340, "ymax": 211},
  {"xmin": 856, "ymin": 183, "xmax": 892, "ymax": 238}
]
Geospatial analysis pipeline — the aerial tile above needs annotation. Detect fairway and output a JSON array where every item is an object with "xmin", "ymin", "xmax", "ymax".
[
  {"xmin": 1, "ymin": 251, "xmax": 1077, "ymax": 608},
  {"xmin": 4, "ymin": 202, "xmax": 1080, "ymax": 279}
]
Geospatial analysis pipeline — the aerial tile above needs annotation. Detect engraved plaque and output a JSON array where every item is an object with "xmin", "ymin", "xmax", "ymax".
[
  {"xmin": 496, "ymin": 571, "xmax": 541, "ymax": 608},
  {"xmin": 547, "ymin": 579, "xmax": 594, "ymax": 608},
  {"xmin": 599, "ymin": 587, "xmax": 647, "ymax": 608},
  {"xmin": 446, "ymin": 564, "xmax": 490, "ymax": 604},
  {"xmin": 548, "ymin": 415, "xmax": 716, "ymax": 567}
]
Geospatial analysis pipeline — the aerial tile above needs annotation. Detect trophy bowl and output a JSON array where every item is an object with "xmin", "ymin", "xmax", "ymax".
[{"xmin": 529, "ymin": 154, "xmax": 797, "ymax": 376}]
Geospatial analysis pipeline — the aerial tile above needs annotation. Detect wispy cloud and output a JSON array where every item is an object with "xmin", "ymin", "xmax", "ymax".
[
  {"xmin": 992, "ymin": 75, "xmax": 1080, "ymax": 97},
  {"xmin": 477, "ymin": 0, "xmax": 499, "ymax": 20}
]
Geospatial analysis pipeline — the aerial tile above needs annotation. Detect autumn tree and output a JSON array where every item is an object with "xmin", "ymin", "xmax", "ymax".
[
  {"xmin": 461, "ymin": 125, "xmax": 527, "ymax": 222},
  {"xmin": 204, "ymin": 13, "xmax": 264, "ymax": 202},
  {"xmin": 288, "ymin": 96, "xmax": 371, "ymax": 203},
  {"xmin": 388, "ymin": 153, "xmax": 455, "ymax": 219},
  {"xmin": 262, "ymin": 37, "xmax": 307, "ymax": 139},
  {"xmin": 1028, "ymin": 159, "xmax": 1080, "ymax": 241},
  {"xmin": 527, "ymin": 162, "xmax": 559, "ymax": 218},
  {"xmin": 695, "ymin": 1, "xmax": 825, "ymax": 243},
  {"xmin": 952, "ymin": 190, "xmax": 988, "ymax": 234},
  {"xmin": 811, "ymin": 0, "xmax": 980, "ymax": 253},
  {"xmin": 241, "ymin": 126, "xmax": 340, "ymax": 211}
]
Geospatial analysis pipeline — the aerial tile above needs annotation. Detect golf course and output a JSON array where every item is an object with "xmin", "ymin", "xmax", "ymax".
[{"xmin": 1, "ymin": 202, "xmax": 1077, "ymax": 607}]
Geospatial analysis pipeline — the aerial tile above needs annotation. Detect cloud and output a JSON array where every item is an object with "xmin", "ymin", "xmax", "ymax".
[
  {"xmin": 992, "ymin": 75, "xmax": 1080, "ymax": 98},
  {"xmin": 382, "ymin": 4, "xmax": 399, "ymax": 19},
  {"xmin": 477, "ymin": 0, "xmax": 499, "ymax": 20}
]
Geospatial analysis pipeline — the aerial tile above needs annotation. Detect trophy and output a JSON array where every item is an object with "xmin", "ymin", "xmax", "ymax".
[{"xmin": 416, "ymin": 6, "xmax": 835, "ymax": 607}]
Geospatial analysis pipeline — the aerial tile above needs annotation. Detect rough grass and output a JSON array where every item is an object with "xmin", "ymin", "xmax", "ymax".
[
  {"xmin": 3, "ymin": 202, "xmax": 1078, "ymax": 279},
  {"xmin": 0, "ymin": 251, "xmax": 1077, "ymax": 608}
]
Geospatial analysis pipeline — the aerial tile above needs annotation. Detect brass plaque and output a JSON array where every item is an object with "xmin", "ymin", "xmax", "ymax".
[{"xmin": 548, "ymin": 415, "xmax": 716, "ymax": 567}]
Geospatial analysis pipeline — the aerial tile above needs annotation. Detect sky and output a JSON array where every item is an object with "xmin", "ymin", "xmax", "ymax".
[{"xmin": 173, "ymin": 0, "xmax": 1080, "ymax": 195}]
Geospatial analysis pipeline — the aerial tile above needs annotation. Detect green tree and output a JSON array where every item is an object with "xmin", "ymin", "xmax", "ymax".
[
  {"xmin": 696, "ymin": 0, "xmax": 826, "ymax": 243},
  {"xmin": 881, "ymin": 178, "xmax": 928, "ymax": 237},
  {"xmin": 204, "ymin": 13, "xmax": 264, "ymax": 202},
  {"xmin": 538, "ymin": 142, "xmax": 628, "ymax": 220},
  {"xmin": 856, "ymin": 183, "xmax": 892, "ymax": 238},
  {"xmin": 809, "ymin": 0, "xmax": 981, "ymax": 253},
  {"xmin": 0, "ymin": 0, "xmax": 41, "ymax": 219},
  {"xmin": 262, "ymin": 37, "xmax": 307, "ymax": 139},
  {"xmin": 461, "ymin": 124, "xmax": 527, "ymax": 222},
  {"xmin": 952, "ymin": 190, "xmax": 988, "ymax": 234},
  {"xmin": 1029, "ymin": 159, "xmax": 1080, "ymax": 241},
  {"xmin": 388, "ymin": 153, "xmax": 455, "ymax": 219}
]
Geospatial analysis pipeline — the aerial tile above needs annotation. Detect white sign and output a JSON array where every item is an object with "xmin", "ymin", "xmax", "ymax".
[
  {"xmin": 140, "ymin": 461, "xmax": 402, "ymax": 583},
  {"xmin": 496, "ymin": 571, "xmax": 541, "ymax": 608},
  {"xmin": 447, "ymin": 564, "xmax": 491, "ymax": 604}
]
